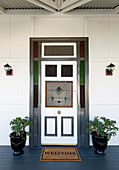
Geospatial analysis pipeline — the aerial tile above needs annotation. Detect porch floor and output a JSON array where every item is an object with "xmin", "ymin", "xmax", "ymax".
[{"xmin": 0, "ymin": 146, "xmax": 119, "ymax": 170}]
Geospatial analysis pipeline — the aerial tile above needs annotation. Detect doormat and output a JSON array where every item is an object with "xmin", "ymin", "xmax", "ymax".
[{"xmin": 40, "ymin": 147, "xmax": 81, "ymax": 161}]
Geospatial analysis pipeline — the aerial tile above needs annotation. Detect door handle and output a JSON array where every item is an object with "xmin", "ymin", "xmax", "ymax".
[{"xmin": 57, "ymin": 110, "xmax": 61, "ymax": 114}]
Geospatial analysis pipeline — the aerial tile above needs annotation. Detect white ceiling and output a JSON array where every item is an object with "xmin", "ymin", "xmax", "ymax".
[{"xmin": 0, "ymin": 0, "xmax": 119, "ymax": 15}]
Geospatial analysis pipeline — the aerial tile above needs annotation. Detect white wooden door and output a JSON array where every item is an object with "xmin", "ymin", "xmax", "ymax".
[{"xmin": 41, "ymin": 60, "xmax": 77, "ymax": 145}]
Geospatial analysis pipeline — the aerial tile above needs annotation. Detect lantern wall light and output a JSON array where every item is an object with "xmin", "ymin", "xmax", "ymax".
[
  {"xmin": 4, "ymin": 63, "xmax": 13, "ymax": 76},
  {"xmin": 106, "ymin": 63, "xmax": 115, "ymax": 76}
]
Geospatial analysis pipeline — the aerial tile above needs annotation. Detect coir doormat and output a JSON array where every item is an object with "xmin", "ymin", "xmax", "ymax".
[{"xmin": 40, "ymin": 147, "xmax": 81, "ymax": 161}]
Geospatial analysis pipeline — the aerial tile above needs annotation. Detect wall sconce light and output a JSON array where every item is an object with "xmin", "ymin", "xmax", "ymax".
[
  {"xmin": 4, "ymin": 63, "xmax": 13, "ymax": 76},
  {"xmin": 106, "ymin": 63, "xmax": 115, "ymax": 76}
]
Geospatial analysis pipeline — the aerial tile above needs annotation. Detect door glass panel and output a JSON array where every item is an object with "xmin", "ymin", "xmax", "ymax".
[
  {"xmin": 61, "ymin": 65, "xmax": 73, "ymax": 77},
  {"xmin": 34, "ymin": 85, "xmax": 38, "ymax": 108},
  {"xmin": 80, "ymin": 61, "xmax": 85, "ymax": 108},
  {"xmin": 34, "ymin": 61, "xmax": 38, "ymax": 84},
  {"xmin": 45, "ymin": 81, "xmax": 73, "ymax": 107},
  {"xmin": 80, "ymin": 85, "xmax": 85, "ymax": 108},
  {"xmin": 80, "ymin": 61, "xmax": 85, "ymax": 84},
  {"xmin": 45, "ymin": 65, "xmax": 57, "ymax": 77},
  {"xmin": 80, "ymin": 41, "xmax": 84, "ymax": 58},
  {"xmin": 44, "ymin": 46, "xmax": 74, "ymax": 56},
  {"xmin": 34, "ymin": 61, "xmax": 38, "ymax": 108},
  {"xmin": 34, "ymin": 42, "xmax": 38, "ymax": 58}
]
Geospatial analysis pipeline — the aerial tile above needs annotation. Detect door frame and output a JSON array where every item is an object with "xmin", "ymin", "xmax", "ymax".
[{"xmin": 30, "ymin": 37, "xmax": 89, "ymax": 147}]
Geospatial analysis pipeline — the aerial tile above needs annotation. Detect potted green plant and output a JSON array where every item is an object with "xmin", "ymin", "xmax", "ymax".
[
  {"xmin": 9, "ymin": 116, "xmax": 33, "ymax": 156},
  {"xmin": 87, "ymin": 116, "xmax": 119, "ymax": 155}
]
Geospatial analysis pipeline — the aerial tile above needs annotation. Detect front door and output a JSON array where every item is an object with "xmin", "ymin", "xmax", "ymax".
[{"xmin": 41, "ymin": 61, "xmax": 77, "ymax": 145}]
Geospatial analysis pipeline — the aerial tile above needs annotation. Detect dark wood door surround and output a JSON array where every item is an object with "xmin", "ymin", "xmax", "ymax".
[{"xmin": 30, "ymin": 37, "xmax": 89, "ymax": 147}]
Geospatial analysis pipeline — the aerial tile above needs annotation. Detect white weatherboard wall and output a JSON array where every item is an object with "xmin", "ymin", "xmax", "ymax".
[{"xmin": 0, "ymin": 15, "xmax": 119, "ymax": 145}]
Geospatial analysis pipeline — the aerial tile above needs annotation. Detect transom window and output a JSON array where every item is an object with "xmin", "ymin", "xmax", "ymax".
[{"xmin": 42, "ymin": 43, "xmax": 76, "ymax": 58}]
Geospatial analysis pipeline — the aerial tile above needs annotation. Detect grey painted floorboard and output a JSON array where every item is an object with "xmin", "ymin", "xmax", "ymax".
[{"xmin": 0, "ymin": 146, "xmax": 119, "ymax": 170}]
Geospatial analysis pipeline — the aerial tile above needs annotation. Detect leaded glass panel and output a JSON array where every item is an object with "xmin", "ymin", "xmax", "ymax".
[{"xmin": 45, "ymin": 81, "xmax": 73, "ymax": 107}]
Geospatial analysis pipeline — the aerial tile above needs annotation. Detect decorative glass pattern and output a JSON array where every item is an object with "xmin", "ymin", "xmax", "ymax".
[
  {"xmin": 45, "ymin": 81, "xmax": 73, "ymax": 107},
  {"xmin": 45, "ymin": 65, "xmax": 57, "ymax": 77},
  {"xmin": 56, "ymin": 87, "xmax": 63, "ymax": 95},
  {"xmin": 61, "ymin": 65, "xmax": 73, "ymax": 77}
]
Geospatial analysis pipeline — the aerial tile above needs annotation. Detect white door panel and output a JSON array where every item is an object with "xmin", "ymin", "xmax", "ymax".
[{"xmin": 63, "ymin": 118, "xmax": 72, "ymax": 134}]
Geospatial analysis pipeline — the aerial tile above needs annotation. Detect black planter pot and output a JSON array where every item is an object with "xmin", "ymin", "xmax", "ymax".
[
  {"xmin": 91, "ymin": 131, "xmax": 107, "ymax": 155},
  {"xmin": 9, "ymin": 132, "xmax": 26, "ymax": 156}
]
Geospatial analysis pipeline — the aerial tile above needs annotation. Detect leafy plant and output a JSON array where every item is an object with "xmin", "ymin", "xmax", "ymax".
[
  {"xmin": 10, "ymin": 116, "xmax": 33, "ymax": 138},
  {"xmin": 86, "ymin": 116, "xmax": 119, "ymax": 141}
]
